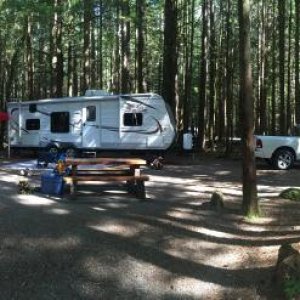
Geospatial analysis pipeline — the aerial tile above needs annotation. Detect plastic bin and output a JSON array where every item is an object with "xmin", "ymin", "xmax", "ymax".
[{"xmin": 41, "ymin": 171, "xmax": 64, "ymax": 195}]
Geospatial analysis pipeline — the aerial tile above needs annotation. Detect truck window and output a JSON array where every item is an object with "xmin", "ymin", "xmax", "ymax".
[
  {"xmin": 26, "ymin": 119, "xmax": 40, "ymax": 130},
  {"xmin": 87, "ymin": 106, "xmax": 96, "ymax": 121},
  {"xmin": 51, "ymin": 112, "xmax": 70, "ymax": 133},
  {"xmin": 123, "ymin": 113, "xmax": 143, "ymax": 126}
]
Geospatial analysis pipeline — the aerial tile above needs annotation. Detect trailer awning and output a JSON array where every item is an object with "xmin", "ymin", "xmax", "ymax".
[{"xmin": 0, "ymin": 112, "xmax": 9, "ymax": 122}]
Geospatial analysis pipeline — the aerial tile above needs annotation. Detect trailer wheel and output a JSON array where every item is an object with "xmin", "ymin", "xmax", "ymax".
[
  {"xmin": 272, "ymin": 149, "xmax": 295, "ymax": 170},
  {"xmin": 65, "ymin": 147, "xmax": 77, "ymax": 158},
  {"xmin": 48, "ymin": 146, "xmax": 58, "ymax": 155}
]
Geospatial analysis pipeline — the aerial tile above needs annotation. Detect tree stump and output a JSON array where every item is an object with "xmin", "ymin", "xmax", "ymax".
[
  {"xmin": 275, "ymin": 244, "xmax": 300, "ymax": 293},
  {"xmin": 209, "ymin": 191, "xmax": 225, "ymax": 211}
]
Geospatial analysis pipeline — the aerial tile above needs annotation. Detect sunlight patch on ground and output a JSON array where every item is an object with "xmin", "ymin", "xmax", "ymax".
[
  {"xmin": 166, "ymin": 210, "xmax": 200, "ymax": 221},
  {"xmin": 103, "ymin": 202, "xmax": 132, "ymax": 209},
  {"xmin": 80, "ymin": 256, "xmax": 115, "ymax": 283},
  {"xmin": 0, "ymin": 173, "xmax": 19, "ymax": 183},
  {"xmin": 45, "ymin": 208, "xmax": 70, "ymax": 215},
  {"xmin": 148, "ymin": 175, "xmax": 199, "ymax": 185},
  {"xmin": 118, "ymin": 259, "xmax": 165, "ymax": 297},
  {"xmin": 169, "ymin": 277, "xmax": 224, "ymax": 298},
  {"xmin": 15, "ymin": 194, "xmax": 56, "ymax": 206},
  {"xmin": 89, "ymin": 222, "xmax": 147, "ymax": 238},
  {"xmin": 185, "ymin": 185, "xmax": 242, "ymax": 196},
  {"xmin": 91, "ymin": 206, "xmax": 107, "ymax": 211},
  {"xmin": 214, "ymin": 170, "xmax": 232, "ymax": 175}
]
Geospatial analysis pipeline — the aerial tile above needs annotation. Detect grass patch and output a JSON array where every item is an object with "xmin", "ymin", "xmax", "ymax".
[
  {"xmin": 244, "ymin": 209, "xmax": 264, "ymax": 222},
  {"xmin": 279, "ymin": 188, "xmax": 300, "ymax": 201},
  {"xmin": 284, "ymin": 278, "xmax": 300, "ymax": 300}
]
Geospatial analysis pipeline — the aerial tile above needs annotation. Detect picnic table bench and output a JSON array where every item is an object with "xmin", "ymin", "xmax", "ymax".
[{"xmin": 63, "ymin": 157, "xmax": 149, "ymax": 199}]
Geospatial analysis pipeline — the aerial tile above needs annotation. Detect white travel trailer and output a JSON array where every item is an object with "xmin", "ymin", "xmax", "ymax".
[{"xmin": 7, "ymin": 91, "xmax": 176, "ymax": 157}]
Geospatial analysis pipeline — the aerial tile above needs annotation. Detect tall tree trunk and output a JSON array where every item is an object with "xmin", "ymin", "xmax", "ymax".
[
  {"xmin": 98, "ymin": 0, "xmax": 103, "ymax": 89},
  {"xmin": 208, "ymin": 0, "xmax": 216, "ymax": 147},
  {"xmin": 73, "ymin": 51, "xmax": 78, "ymax": 96},
  {"xmin": 278, "ymin": 0, "xmax": 286, "ymax": 134},
  {"xmin": 295, "ymin": 0, "xmax": 300, "ymax": 127},
  {"xmin": 112, "ymin": 5, "xmax": 120, "ymax": 93},
  {"xmin": 216, "ymin": 0, "xmax": 225, "ymax": 142},
  {"xmin": 162, "ymin": 0, "xmax": 178, "ymax": 114},
  {"xmin": 51, "ymin": 0, "xmax": 64, "ymax": 98},
  {"xmin": 56, "ymin": 2, "xmax": 63, "ymax": 97},
  {"xmin": 225, "ymin": 0, "xmax": 233, "ymax": 153},
  {"xmin": 27, "ymin": 15, "xmax": 34, "ymax": 100},
  {"xmin": 136, "ymin": 0, "xmax": 145, "ymax": 93},
  {"xmin": 183, "ymin": 0, "xmax": 195, "ymax": 132},
  {"xmin": 259, "ymin": 2, "xmax": 268, "ymax": 135},
  {"xmin": 83, "ymin": 0, "xmax": 92, "ymax": 92},
  {"xmin": 238, "ymin": 0, "xmax": 259, "ymax": 216},
  {"xmin": 91, "ymin": 22, "xmax": 96, "ymax": 88},
  {"xmin": 271, "ymin": 1, "xmax": 277, "ymax": 135},
  {"xmin": 197, "ymin": 0, "xmax": 208, "ymax": 150},
  {"xmin": 67, "ymin": 42, "xmax": 73, "ymax": 97},
  {"xmin": 121, "ymin": 0, "xmax": 131, "ymax": 93},
  {"xmin": 287, "ymin": 1, "xmax": 293, "ymax": 134}
]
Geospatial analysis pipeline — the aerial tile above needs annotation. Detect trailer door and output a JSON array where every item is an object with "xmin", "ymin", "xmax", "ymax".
[
  {"xmin": 82, "ymin": 104, "xmax": 101, "ymax": 148},
  {"xmin": 100, "ymin": 100, "xmax": 120, "ymax": 148}
]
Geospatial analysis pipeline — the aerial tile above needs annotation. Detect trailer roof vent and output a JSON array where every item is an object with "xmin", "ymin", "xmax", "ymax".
[{"xmin": 85, "ymin": 90, "xmax": 111, "ymax": 97}]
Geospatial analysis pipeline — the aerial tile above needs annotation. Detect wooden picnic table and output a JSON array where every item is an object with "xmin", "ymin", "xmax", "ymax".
[{"xmin": 64, "ymin": 157, "xmax": 149, "ymax": 199}]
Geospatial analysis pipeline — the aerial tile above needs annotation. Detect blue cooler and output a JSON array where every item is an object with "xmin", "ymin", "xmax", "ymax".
[{"xmin": 41, "ymin": 171, "xmax": 64, "ymax": 195}]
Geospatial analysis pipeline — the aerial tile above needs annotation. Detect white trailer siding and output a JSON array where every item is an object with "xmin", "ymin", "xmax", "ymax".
[
  {"xmin": 7, "ymin": 93, "xmax": 176, "ymax": 152},
  {"xmin": 100, "ymin": 100, "xmax": 120, "ymax": 148}
]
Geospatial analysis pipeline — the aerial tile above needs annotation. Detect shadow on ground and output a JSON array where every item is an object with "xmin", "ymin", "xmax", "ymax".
[{"xmin": 0, "ymin": 158, "xmax": 299, "ymax": 299}]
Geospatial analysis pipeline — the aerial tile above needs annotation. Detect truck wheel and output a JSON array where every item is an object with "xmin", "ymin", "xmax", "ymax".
[{"xmin": 272, "ymin": 149, "xmax": 295, "ymax": 170}]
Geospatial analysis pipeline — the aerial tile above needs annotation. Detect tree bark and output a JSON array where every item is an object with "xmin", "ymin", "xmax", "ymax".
[
  {"xmin": 162, "ymin": 0, "xmax": 177, "ymax": 115},
  {"xmin": 278, "ymin": 0, "xmax": 286, "ymax": 135},
  {"xmin": 225, "ymin": 0, "xmax": 233, "ymax": 153},
  {"xmin": 120, "ymin": 0, "xmax": 131, "ymax": 93},
  {"xmin": 238, "ymin": 0, "xmax": 259, "ymax": 216},
  {"xmin": 197, "ymin": 0, "xmax": 208, "ymax": 150},
  {"xmin": 208, "ymin": 0, "xmax": 216, "ymax": 147},
  {"xmin": 83, "ymin": 0, "xmax": 92, "ymax": 93},
  {"xmin": 26, "ymin": 15, "xmax": 34, "ymax": 100},
  {"xmin": 295, "ymin": 0, "xmax": 300, "ymax": 126},
  {"xmin": 136, "ymin": 0, "xmax": 145, "ymax": 93}
]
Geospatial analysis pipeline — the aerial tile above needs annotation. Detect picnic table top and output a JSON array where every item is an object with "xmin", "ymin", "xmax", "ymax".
[{"xmin": 65, "ymin": 157, "xmax": 147, "ymax": 166}]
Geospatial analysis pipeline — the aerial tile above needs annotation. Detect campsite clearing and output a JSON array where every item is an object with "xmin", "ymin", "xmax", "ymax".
[{"xmin": 0, "ymin": 157, "xmax": 299, "ymax": 299}]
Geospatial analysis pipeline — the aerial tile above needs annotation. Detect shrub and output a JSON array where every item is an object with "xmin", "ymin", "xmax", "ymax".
[{"xmin": 279, "ymin": 188, "xmax": 300, "ymax": 201}]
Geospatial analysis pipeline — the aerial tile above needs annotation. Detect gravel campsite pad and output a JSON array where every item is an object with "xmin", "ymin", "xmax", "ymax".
[{"xmin": 0, "ymin": 157, "xmax": 299, "ymax": 299}]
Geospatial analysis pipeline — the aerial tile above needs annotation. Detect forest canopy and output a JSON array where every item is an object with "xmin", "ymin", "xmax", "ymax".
[{"xmin": 0, "ymin": 0, "xmax": 299, "ymax": 146}]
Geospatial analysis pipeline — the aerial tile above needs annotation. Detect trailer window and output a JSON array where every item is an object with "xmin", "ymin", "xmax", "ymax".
[
  {"xmin": 86, "ymin": 106, "xmax": 96, "ymax": 121},
  {"xmin": 123, "ymin": 113, "xmax": 143, "ymax": 126},
  {"xmin": 26, "ymin": 119, "xmax": 40, "ymax": 130},
  {"xmin": 51, "ymin": 112, "xmax": 70, "ymax": 133}
]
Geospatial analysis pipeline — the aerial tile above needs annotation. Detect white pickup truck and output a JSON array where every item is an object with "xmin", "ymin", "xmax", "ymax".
[{"xmin": 255, "ymin": 135, "xmax": 300, "ymax": 170}]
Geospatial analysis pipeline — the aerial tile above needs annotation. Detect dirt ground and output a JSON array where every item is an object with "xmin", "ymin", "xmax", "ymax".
[{"xmin": 0, "ymin": 155, "xmax": 300, "ymax": 300}]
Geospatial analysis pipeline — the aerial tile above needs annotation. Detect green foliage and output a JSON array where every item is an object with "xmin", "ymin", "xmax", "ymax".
[
  {"xmin": 284, "ymin": 278, "xmax": 300, "ymax": 300},
  {"xmin": 18, "ymin": 180, "xmax": 34, "ymax": 194},
  {"xmin": 280, "ymin": 188, "xmax": 300, "ymax": 201}
]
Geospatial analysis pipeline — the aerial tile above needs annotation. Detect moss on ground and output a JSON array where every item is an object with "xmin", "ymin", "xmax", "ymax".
[{"xmin": 279, "ymin": 188, "xmax": 300, "ymax": 201}]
